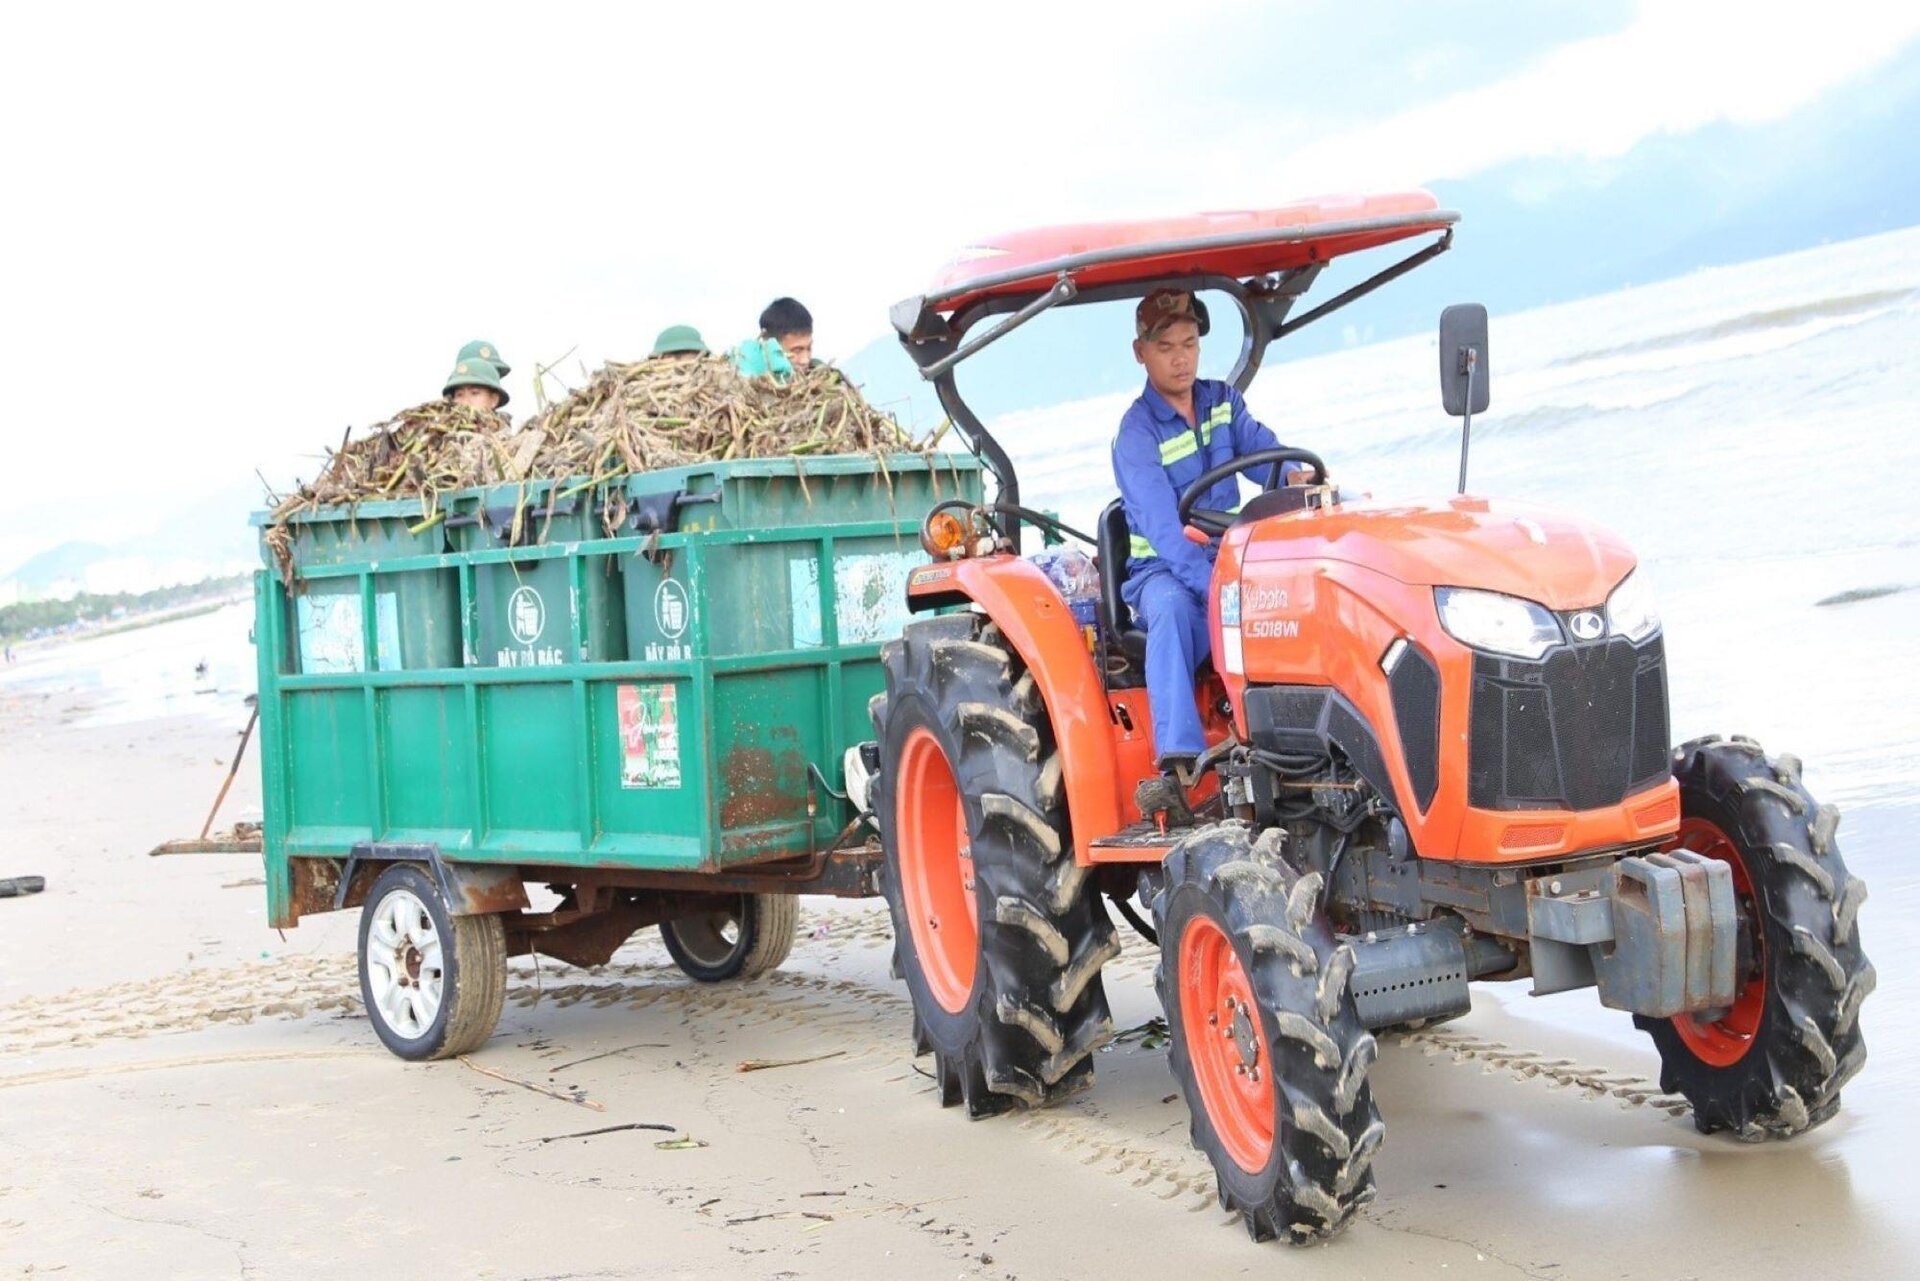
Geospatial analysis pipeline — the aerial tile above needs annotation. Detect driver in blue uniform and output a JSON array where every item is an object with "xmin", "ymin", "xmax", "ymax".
[{"xmin": 1111, "ymin": 288, "xmax": 1306, "ymax": 784}]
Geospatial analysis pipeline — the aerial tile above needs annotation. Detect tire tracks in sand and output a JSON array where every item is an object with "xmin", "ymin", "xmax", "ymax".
[{"xmin": 0, "ymin": 912, "xmax": 1693, "ymax": 1223}]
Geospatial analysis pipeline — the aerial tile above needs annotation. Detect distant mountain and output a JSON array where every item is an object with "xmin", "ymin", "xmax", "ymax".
[
  {"xmin": 843, "ymin": 39, "xmax": 1920, "ymax": 427},
  {"xmin": 3, "ymin": 481, "xmax": 263, "ymax": 595},
  {"xmin": 4, "ymin": 541, "xmax": 115, "ymax": 591}
]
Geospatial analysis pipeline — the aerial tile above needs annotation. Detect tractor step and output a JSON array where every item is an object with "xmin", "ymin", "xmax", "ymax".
[{"xmin": 1088, "ymin": 820, "xmax": 1177, "ymax": 864}]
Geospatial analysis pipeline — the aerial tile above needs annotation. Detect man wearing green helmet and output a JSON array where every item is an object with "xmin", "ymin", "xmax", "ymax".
[
  {"xmin": 443, "ymin": 356, "xmax": 509, "ymax": 411},
  {"xmin": 650, "ymin": 325, "xmax": 709, "ymax": 361},
  {"xmin": 455, "ymin": 339, "xmax": 510, "ymax": 379}
]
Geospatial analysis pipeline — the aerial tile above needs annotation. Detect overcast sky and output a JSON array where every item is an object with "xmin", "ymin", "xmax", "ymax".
[{"xmin": 2, "ymin": 0, "xmax": 1917, "ymax": 571}]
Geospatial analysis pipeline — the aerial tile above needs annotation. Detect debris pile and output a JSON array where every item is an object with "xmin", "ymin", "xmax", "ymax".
[
  {"xmin": 522, "ymin": 356, "xmax": 915, "ymax": 473},
  {"xmin": 263, "ymin": 357, "xmax": 936, "ymax": 581}
]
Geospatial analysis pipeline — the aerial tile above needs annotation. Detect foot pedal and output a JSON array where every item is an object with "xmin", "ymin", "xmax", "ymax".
[{"xmin": 1134, "ymin": 777, "xmax": 1194, "ymax": 832}]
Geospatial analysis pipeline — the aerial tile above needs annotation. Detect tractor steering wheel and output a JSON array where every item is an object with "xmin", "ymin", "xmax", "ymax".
[{"xmin": 1176, "ymin": 447, "xmax": 1329, "ymax": 537}]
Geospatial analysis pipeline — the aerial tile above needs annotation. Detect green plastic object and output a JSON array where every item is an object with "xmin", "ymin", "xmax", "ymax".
[
  {"xmin": 444, "ymin": 356, "xmax": 509, "ymax": 407},
  {"xmin": 457, "ymin": 338, "xmax": 510, "ymax": 377},
  {"xmin": 650, "ymin": 324, "xmax": 708, "ymax": 357},
  {"xmin": 251, "ymin": 452, "xmax": 983, "ymax": 927}
]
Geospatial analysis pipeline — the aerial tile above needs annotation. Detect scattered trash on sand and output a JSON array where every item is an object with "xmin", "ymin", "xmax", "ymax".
[
  {"xmin": 0, "ymin": 875, "xmax": 47, "ymax": 899},
  {"xmin": 736, "ymin": 1050, "xmax": 847, "ymax": 1073},
  {"xmin": 533, "ymin": 1122, "xmax": 677, "ymax": 1144},
  {"xmin": 458, "ymin": 1055, "xmax": 605, "ymax": 1111}
]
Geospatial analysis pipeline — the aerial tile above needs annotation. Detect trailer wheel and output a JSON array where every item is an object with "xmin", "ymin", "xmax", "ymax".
[
  {"xmin": 1154, "ymin": 822, "xmax": 1384, "ymax": 1243},
  {"xmin": 357, "ymin": 863, "xmax": 507, "ymax": 1061},
  {"xmin": 872, "ymin": 614, "xmax": 1118, "ymax": 1116},
  {"xmin": 1635, "ymin": 737, "xmax": 1873, "ymax": 1139},
  {"xmin": 661, "ymin": 894, "xmax": 798, "ymax": 982}
]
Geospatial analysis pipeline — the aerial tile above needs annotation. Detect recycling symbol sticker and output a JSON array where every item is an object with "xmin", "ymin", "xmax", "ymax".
[
  {"xmin": 508, "ymin": 586, "xmax": 546, "ymax": 645},
  {"xmin": 654, "ymin": 579, "xmax": 690, "ymax": 640}
]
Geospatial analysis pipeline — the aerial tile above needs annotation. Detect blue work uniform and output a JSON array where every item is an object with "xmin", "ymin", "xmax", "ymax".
[{"xmin": 1111, "ymin": 378, "xmax": 1286, "ymax": 761}]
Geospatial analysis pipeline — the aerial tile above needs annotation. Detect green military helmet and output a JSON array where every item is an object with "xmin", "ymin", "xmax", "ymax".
[
  {"xmin": 651, "ymin": 324, "xmax": 709, "ymax": 357},
  {"xmin": 456, "ymin": 338, "xmax": 510, "ymax": 378},
  {"xmin": 443, "ymin": 356, "xmax": 510, "ymax": 408}
]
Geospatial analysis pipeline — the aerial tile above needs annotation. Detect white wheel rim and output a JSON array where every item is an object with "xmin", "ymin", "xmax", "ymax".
[{"xmin": 365, "ymin": 888, "xmax": 446, "ymax": 1039}]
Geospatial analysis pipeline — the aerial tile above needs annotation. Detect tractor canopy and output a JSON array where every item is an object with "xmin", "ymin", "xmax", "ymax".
[
  {"xmin": 915, "ymin": 191, "xmax": 1455, "ymax": 318},
  {"xmin": 890, "ymin": 190, "xmax": 1459, "ymax": 530}
]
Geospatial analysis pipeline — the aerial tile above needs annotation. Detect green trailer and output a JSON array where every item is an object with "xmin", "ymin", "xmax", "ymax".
[{"xmin": 250, "ymin": 453, "xmax": 981, "ymax": 1059}]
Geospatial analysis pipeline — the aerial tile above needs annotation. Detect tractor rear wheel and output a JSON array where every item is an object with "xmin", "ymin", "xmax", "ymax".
[
  {"xmin": 872, "ymin": 614, "xmax": 1118, "ymax": 1116},
  {"xmin": 1636, "ymin": 736, "xmax": 1873, "ymax": 1138},
  {"xmin": 1154, "ymin": 822, "xmax": 1384, "ymax": 1242}
]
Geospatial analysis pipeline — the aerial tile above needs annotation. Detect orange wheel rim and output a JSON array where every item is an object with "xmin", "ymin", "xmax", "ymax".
[
  {"xmin": 1179, "ymin": 914, "xmax": 1275, "ymax": 1172},
  {"xmin": 896, "ymin": 728, "xmax": 978, "ymax": 1014},
  {"xmin": 1667, "ymin": 816, "xmax": 1766, "ymax": 1067}
]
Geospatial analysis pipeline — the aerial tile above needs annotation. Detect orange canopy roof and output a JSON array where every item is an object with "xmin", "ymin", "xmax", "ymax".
[{"xmin": 922, "ymin": 190, "xmax": 1456, "ymax": 315}]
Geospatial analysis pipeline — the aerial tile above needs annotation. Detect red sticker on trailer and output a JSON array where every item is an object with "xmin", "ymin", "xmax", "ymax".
[{"xmin": 618, "ymin": 683, "xmax": 682, "ymax": 789}]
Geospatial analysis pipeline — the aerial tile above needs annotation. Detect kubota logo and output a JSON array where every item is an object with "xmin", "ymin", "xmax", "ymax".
[
  {"xmin": 508, "ymin": 586, "xmax": 546, "ymax": 645},
  {"xmin": 1569, "ymin": 611, "xmax": 1604, "ymax": 641}
]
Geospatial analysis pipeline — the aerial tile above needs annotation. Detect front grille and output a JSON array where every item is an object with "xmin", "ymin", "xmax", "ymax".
[
  {"xmin": 1388, "ymin": 642, "xmax": 1441, "ymax": 812},
  {"xmin": 1468, "ymin": 633, "xmax": 1670, "ymax": 812}
]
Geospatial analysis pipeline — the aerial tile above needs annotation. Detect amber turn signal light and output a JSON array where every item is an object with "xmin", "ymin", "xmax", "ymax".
[{"xmin": 921, "ymin": 510, "xmax": 971, "ymax": 559}]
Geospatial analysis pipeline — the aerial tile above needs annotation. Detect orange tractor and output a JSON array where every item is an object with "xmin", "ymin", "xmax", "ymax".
[{"xmin": 861, "ymin": 192, "xmax": 1873, "ymax": 1242}]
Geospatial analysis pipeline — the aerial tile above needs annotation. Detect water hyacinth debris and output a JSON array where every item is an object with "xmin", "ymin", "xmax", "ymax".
[{"xmin": 263, "ymin": 358, "xmax": 941, "ymax": 583}]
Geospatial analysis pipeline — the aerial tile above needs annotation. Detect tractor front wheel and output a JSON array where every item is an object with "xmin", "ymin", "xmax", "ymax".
[
  {"xmin": 1154, "ymin": 822, "xmax": 1384, "ymax": 1242},
  {"xmin": 1636, "ymin": 736, "xmax": 1873, "ymax": 1138},
  {"xmin": 872, "ymin": 614, "xmax": 1118, "ymax": 1116}
]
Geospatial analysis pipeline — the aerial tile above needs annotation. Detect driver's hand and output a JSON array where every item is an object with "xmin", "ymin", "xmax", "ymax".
[{"xmin": 1285, "ymin": 469, "xmax": 1319, "ymax": 487}]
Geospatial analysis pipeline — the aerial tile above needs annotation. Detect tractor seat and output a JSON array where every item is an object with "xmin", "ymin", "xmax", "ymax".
[{"xmin": 1096, "ymin": 499, "xmax": 1149, "ymax": 667}]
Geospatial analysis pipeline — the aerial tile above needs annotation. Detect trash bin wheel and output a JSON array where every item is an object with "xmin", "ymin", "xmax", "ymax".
[
  {"xmin": 357, "ymin": 862, "xmax": 507, "ymax": 1061},
  {"xmin": 661, "ymin": 893, "xmax": 798, "ymax": 982}
]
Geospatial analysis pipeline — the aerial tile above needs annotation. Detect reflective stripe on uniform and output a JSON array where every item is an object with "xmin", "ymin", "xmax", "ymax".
[
  {"xmin": 1130, "ymin": 533, "xmax": 1155, "ymax": 557},
  {"xmin": 1158, "ymin": 433, "xmax": 1198, "ymax": 464}
]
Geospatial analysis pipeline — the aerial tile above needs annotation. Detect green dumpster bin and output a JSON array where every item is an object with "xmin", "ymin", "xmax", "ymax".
[
  {"xmin": 450, "ymin": 478, "xmax": 628, "ymax": 667},
  {"xmin": 253, "ymin": 501, "xmax": 462, "ymax": 673},
  {"xmin": 619, "ymin": 454, "xmax": 978, "ymax": 658}
]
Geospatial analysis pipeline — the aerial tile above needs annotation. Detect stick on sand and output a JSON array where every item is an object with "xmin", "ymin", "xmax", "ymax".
[
  {"xmin": 458, "ymin": 1056, "xmax": 605, "ymax": 1110},
  {"xmin": 736, "ymin": 1050, "xmax": 846, "ymax": 1073}
]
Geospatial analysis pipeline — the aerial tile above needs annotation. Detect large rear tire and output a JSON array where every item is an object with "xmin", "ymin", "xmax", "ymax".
[
  {"xmin": 872, "ymin": 614, "xmax": 1118, "ymax": 1116},
  {"xmin": 1154, "ymin": 822, "xmax": 1384, "ymax": 1243},
  {"xmin": 661, "ymin": 894, "xmax": 798, "ymax": 982},
  {"xmin": 1636, "ymin": 736, "xmax": 1873, "ymax": 1138}
]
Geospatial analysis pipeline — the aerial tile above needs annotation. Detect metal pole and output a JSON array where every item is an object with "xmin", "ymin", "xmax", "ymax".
[
  {"xmin": 199, "ymin": 704, "xmax": 260, "ymax": 839},
  {"xmin": 1456, "ymin": 348, "xmax": 1478, "ymax": 495}
]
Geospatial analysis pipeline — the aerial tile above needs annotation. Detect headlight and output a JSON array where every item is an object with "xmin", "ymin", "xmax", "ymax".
[
  {"xmin": 1606, "ymin": 570, "xmax": 1660, "ymax": 641},
  {"xmin": 1435, "ymin": 587, "xmax": 1560, "ymax": 659}
]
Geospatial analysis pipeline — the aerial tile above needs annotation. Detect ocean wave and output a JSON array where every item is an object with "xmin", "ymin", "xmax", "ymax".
[{"xmin": 1549, "ymin": 288, "xmax": 1916, "ymax": 367}]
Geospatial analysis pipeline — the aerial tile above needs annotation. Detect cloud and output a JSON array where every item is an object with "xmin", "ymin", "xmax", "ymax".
[{"xmin": 1271, "ymin": 2, "xmax": 1920, "ymax": 191}]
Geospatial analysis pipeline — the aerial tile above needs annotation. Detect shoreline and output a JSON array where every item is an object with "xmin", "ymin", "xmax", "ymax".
[{"xmin": 3, "ymin": 587, "xmax": 252, "ymax": 656}]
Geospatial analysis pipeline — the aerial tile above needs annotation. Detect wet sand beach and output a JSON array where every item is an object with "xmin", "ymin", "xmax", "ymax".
[{"xmin": 2, "ymin": 669, "xmax": 1915, "ymax": 1280}]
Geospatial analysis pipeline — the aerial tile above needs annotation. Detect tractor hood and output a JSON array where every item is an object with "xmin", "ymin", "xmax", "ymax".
[{"xmin": 1237, "ymin": 495, "xmax": 1636, "ymax": 611}]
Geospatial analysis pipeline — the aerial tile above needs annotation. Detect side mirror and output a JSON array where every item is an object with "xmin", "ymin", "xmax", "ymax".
[{"xmin": 1438, "ymin": 304, "xmax": 1490, "ymax": 416}]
